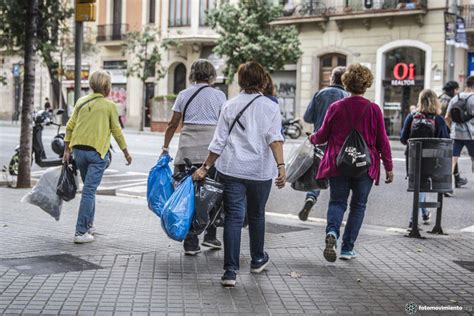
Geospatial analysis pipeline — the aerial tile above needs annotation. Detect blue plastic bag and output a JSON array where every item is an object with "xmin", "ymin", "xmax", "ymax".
[
  {"xmin": 161, "ymin": 176, "xmax": 195, "ymax": 241},
  {"xmin": 147, "ymin": 154, "xmax": 174, "ymax": 217}
]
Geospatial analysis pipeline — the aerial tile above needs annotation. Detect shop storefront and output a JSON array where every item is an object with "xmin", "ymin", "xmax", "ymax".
[
  {"xmin": 382, "ymin": 47, "xmax": 425, "ymax": 135},
  {"xmin": 104, "ymin": 61, "xmax": 127, "ymax": 124},
  {"xmin": 376, "ymin": 40, "xmax": 432, "ymax": 137}
]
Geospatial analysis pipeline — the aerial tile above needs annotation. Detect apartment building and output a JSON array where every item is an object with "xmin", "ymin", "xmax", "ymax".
[{"xmin": 271, "ymin": 0, "xmax": 474, "ymax": 136}]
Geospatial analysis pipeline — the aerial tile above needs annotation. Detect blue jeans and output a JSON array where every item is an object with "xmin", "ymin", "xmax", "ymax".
[
  {"xmin": 218, "ymin": 172, "xmax": 272, "ymax": 271},
  {"xmin": 306, "ymin": 190, "xmax": 321, "ymax": 200},
  {"xmin": 326, "ymin": 175, "xmax": 374, "ymax": 252},
  {"xmin": 410, "ymin": 192, "xmax": 429, "ymax": 222},
  {"xmin": 73, "ymin": 149, "xmax": 109, "ymax": 234}
]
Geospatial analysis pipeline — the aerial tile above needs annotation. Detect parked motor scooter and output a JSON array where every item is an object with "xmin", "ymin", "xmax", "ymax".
[
  {"xmin": 282, "ymin": 116, "xmax": 303, "ymax": 139},
  {"xmin": 8, "ymin": 109, "xmax": 66, "ymax": 175}
]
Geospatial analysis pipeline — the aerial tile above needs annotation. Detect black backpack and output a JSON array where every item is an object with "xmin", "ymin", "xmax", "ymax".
[
  {"xmin": 450, "ymin": 94, "xmax": 473, "ymax": 123},
  {"xmin": 336, "ymin": 105, "xmax": 372, "ymax": 177},
  {"xmin": 409, "ymin": 112, "xmax": 436, "ymax": 138}
]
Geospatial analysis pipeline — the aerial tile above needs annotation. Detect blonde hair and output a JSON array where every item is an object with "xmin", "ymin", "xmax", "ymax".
[
  {"xmin": 417, "ymin": 89, "xmax": 441, "ymax": 115},
  {"xmin": 89, "ymin": 70, "xmax": 112, "ymax": 95}
]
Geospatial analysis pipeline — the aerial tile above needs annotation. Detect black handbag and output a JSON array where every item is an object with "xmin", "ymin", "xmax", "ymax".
[{"xmin": 56, "ymin": 162, "xmax": 77, "ymax": 202}]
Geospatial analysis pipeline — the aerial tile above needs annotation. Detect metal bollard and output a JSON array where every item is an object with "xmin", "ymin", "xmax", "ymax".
[{"xmin": 406, "ymin": 141, "xmax": 424, "ymax": 239}]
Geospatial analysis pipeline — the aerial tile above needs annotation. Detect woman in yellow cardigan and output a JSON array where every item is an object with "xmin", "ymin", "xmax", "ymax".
[{"xmin": 63, "ymin": 70, "xmax": 132, "ymax": 244}]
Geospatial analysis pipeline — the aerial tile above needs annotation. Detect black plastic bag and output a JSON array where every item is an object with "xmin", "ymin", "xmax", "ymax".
[
  {"xmin": 209, "ymin": 203, "xmax": 224, "ymax": 227},
  {"xmin": 292, "ymin": 146, "xmax": 328, "ymax": 191},
  {"xmin": 57, "ymin": 163, "xmax": 77, "ymax": 202},
  {"xmin": 189, "ymin": 177, "xmax": 224, "ymax": 235}
]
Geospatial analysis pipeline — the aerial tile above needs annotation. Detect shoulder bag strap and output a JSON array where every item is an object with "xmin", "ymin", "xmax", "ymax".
[
  {"xmin": 228, "ymin": 95, "xmax": 262, "ymax": 134},
  {"xmin": 76, "ymin": 96, "xmax": 103, "ymax": 112},
  {"xmin": 182, "ymin": 85, "xmax": 210, "ymax": 122}
]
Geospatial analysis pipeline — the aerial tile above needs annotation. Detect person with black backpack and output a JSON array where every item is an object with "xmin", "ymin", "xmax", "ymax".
[
  {"xmin": 309, "ymin": 64, "xmax": 393, "ymax": 262},
  {"xmin": 446, "ymin": 76, "xmax": 474, "ymax": 178},
  {"xmin": 400, "ymin": 89, "xmax": 450, "ymax": 230},
  {"xmin": 161, "ymin": 59, "xmax": 227, "ymax": 256},
  {"xmin": 439, "ymin": 81, "xmax": 468, "ymax": 193}
]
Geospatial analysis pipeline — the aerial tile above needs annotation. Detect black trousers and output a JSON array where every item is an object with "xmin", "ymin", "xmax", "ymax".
[{"xmin": 174, "ymin": 163, "xmax": 218, "ymax": 251}]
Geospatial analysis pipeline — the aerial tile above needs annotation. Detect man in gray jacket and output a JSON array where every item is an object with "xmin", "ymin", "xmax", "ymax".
[{"xmin": 299, "ymin": 66, "xmax": 349, "ymax": 221}]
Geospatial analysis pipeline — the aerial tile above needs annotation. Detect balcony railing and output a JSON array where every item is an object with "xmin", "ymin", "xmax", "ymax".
[
  {"xmin": 96, "ymin": 24, "xmax": 129, "ymax": 42},
  {"xmin": 461, "ymin": 5, "xmax": 474, "ymax": 30},
  {"xmin": 280, "ymin": 0, "xmax": 427, "ymax": 18}
]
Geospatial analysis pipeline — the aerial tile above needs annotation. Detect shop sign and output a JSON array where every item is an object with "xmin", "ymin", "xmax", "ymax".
[
  {"xmin": 468, "ymin": 53, "xmax": 474, "ymax": 76},
  {"xmin": 391, "ymin": 63, "xmax": 415, "ymax": 86},
  {"xmin": 64, "ymin": 64, "xmax": 90, "ymax": 81}
]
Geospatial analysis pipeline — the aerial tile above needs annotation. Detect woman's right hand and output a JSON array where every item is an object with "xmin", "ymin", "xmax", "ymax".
[
  {"xmin": 385, "ymin": 170, "xmax": 394, "ymax": 184},
  {"xmin": 275, "ymin": 167, "xmax": 286, "ymax": 189}
]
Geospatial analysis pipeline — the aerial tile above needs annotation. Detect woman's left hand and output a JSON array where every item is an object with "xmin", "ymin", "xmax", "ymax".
[
  {"xmin": 275, "ymin": 167, "xmax": 286, "ymax": 189},
  {"xmin": 192, "ymin": 166, "xmax": 208, "ymax": 181}
]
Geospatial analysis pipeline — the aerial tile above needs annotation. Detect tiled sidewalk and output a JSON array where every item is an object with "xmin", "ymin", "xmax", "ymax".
[{"xmin": 0, "ymin": 187, "xmax": 473, "ymax": 315}]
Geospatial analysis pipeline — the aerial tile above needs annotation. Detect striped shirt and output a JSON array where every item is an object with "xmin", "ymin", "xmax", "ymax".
[
  {"xmin": 209, "ymin": 93, "xmax": 284, "ymax": 181},
  {"xmin": 172, "ymin": 83, "xmax": 227, "ymax": 125}
]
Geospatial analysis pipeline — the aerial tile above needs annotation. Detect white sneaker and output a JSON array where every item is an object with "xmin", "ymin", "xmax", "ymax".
[
  {"xmin": 74, "ymin": 233, "xmax": 95, "ymax": 244},
  {"xmin": 87, "ymin": 227, "xmax": 96, "ymax": 235}
]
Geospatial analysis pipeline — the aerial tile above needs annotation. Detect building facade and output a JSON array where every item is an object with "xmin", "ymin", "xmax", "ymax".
[
  {"xmin": 1, "ymin": 0, "xmax": 473, "ymax": 133},
  {"xmin": 273, "ymin": 0, "xmax": 473, "ymax": 136}
]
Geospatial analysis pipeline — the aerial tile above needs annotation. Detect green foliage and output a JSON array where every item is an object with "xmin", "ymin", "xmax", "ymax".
[
  {"xmin": 154, "ymin": 94, "xmax": 177, "ymax": 101},
  {"xmin": 0, "ymin": 74, "xmax": 6, "ymax": 86},
  {"xmin": 123, "ymin": 26, "xmax": 180, "ymax": 83},
  {"xmin": 0, "ymin": 0, "xmax": 73, "ymax": 59},
  {"xmin": 207, "ymin": 0, "xmax": 302, "ymax": 82}
]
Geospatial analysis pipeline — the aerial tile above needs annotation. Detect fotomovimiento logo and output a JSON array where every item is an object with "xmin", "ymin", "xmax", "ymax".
[{"xmin": 405, "ymin": 302, "xmax": 418, "ymax": 315}]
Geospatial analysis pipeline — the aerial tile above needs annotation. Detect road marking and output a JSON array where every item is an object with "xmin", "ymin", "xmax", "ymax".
[
  {"xmin": 386, "ymin": 227, "xmax": 408, "ymax": 234},
  {"xmin": 460, "ymin": 226, "xmax": 474, "ymax": 233},
  {"xmin": 265, "ymin": 211, "xmax": 334, "ymax": 225}
]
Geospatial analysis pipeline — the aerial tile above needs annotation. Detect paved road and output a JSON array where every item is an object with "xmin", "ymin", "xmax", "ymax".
[
  {"xmin": 1, "ymin": 187, "xmax": 473, "ymax": 315},
  {"xmin": 1, "ymin": 123, "xmax": 473, "ymax": 232}
]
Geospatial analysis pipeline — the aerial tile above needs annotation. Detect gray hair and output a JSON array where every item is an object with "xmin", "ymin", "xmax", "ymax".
[
  {"xmin": 188, "ymin": 59, "xmax": 216, "ymax": 84},
  {"xmin": 331, "ymin": 66, "xmax": 346, "ymax": 86},
  {"xmin": 89, "ymin": 70, "xmax": 112, "ymax": 95}
]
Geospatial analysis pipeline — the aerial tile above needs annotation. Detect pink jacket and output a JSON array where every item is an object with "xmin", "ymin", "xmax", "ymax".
[{"xmin": 310, "ymin": 96, "xmax": 393, "ymax": 185}]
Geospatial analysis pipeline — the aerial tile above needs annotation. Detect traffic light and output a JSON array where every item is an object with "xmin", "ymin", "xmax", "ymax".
[
  {"xmin": 364, "ymin": 0, "xmax": 373, "ymax": 9},
  {"xmin": 76, "ymin": 0, "xmax": 96, "ymax": 22}
]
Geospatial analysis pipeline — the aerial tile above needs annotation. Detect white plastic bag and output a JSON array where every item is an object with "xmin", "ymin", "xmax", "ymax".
[
  {"xmin": 21, "ymin": 167, "xmax": 63, "ymax": 221},
  {"xmin": 286, "ymin": 139, "xmax": 314, "ymax": 183}
]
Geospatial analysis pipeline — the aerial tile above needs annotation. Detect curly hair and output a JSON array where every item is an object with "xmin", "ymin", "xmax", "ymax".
[
  {"xmin": 188, "ymin": 59, "xmax": 216, "ymax": 84},
  {"xmin": 342, "ymin": 64, "xmax": 374, "ymax": 95},
  {"xmin": 238, "ymin": 62, "xmax": 268, "ymax": 94}
]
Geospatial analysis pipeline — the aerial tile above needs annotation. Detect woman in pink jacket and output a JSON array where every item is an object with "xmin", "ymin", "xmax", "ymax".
[{"xmin": 310, "ymin": 64, "xmax": 394, "ymax": 262}]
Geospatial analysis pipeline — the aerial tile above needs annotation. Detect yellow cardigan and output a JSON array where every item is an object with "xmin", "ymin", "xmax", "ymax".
[{"xmin": 65, "ymin": 93, "xmax": 127, "ymax": 159}]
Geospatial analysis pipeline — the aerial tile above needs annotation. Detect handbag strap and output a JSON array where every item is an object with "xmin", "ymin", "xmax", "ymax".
[
  {"xmin": 229, "ymin": 95, "xmax": 262, "ymax": 134},
  {"xmin": 182, "ymin": 85, "xmax": 210, "ymax": 122},
  {"xmin": 77, "ymin": 96, "xmax": 103, "ymax": 112}
]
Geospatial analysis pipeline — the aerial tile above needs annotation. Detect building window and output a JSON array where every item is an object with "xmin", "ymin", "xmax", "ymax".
[
  {"xmin": 319, "ymin": 53, "xmax": 346, "ymax": 89},
  {"xmin": 149, "ymin": 0, "xmax": 156, "ymax": 24},
  {"xmin": 200, "ymin": 0, "xmax": 217, "ymax": 26},
  {"xmin": 173, "ymin": 63, "xmax": 187, "ymax": 94},
  {"xmin": 169, "ymin": 0, "xmax": 191, "ymax": 27}
]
